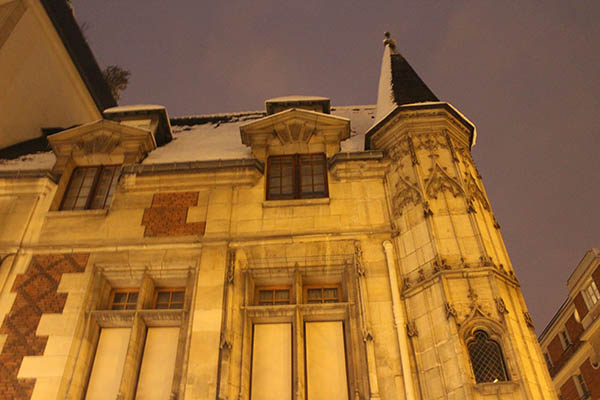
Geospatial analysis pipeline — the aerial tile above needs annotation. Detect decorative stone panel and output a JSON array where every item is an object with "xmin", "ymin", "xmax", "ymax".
[
  {"xmin": 142, "ymin": 192, "xmax": 205, "ymax": 237},
  {"xmin": 0, "ymin": 254, "xmax": 88, "ymax": 400}
]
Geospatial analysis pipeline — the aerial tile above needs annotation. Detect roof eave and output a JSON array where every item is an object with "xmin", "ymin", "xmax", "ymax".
[{"xmin": 40, "ymin": 0, "xmax": 116, "ymax": 112}]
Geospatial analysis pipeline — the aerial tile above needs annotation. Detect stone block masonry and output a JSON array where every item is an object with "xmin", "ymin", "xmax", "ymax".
[
  {"xmin": 0, "ymin": 254, "xmax": 88, "ymax": 400},
  {"xmin": 142, "ymin": 191, "xmax": 206, "ymax": 237}
]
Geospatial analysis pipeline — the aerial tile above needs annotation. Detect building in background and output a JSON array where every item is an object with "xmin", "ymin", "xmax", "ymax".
[
  {"xmin": 0, "ymin": 3, "xmax": 558, "ymax": 399},
  {"xmin": 539, "ymin": 249, "xmax": 600, "ymax": 399}
]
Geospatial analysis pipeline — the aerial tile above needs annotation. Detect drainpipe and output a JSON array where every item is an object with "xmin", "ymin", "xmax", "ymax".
[{"xmin": 383, "ymin": 240, "xmax": 416, "ymax": 400}]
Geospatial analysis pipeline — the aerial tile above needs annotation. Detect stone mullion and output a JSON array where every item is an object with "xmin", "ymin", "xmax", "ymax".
[
  {"xmin": 173, "ymin": 270, "xmax": 196, "ymax": 398},
  {"xmin": 217, "ymin": 250, "xmax": 235, "ymax": 400},
  {"xmin": 293, "ymin": 269, "xmax": 305, "ymax": 400},
  {"xmin": 353, "ymin": 241, "xmax": 381, "ymax": 399},
  {"xmin": 344, "ymin": 266, "xmax": 368, "ymax": 399},
  {"xmin": 236, "ymin": 271, "xmax": 251, "ymax": 400},
  {"xmin": 118, "ymin": 313, "xmax": 147, "ymax": 400}
]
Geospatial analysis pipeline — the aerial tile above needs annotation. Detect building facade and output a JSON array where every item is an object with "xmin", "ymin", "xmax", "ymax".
[
  {"xmin": 0, "ymin": 4, "xmax": 557, "ymax": 399},
  {"xmin": 539, "ymin": 249, "xmax": 600, "ymax": 399}
]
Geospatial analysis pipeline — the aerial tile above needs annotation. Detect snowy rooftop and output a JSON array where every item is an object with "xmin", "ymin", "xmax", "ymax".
[{"xmin": 0, "ymin": 105, "xmax": 376, "ymax": 171}]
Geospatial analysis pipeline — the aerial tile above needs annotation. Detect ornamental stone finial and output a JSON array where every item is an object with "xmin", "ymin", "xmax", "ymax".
[{"xmin": 383, "ymin": 31, "xmax": 397, "ymax": 53}]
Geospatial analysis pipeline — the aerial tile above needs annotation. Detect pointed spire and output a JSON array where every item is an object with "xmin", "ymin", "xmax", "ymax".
[{"xmin": 374, "ymin": 32, "xmax": 439, "ymax": 122}]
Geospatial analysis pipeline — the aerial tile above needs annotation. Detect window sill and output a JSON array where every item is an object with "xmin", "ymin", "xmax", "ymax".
[
  {"xmin": 473, "ymin": 381, "xmax": 519, "ymax": 394},
  {"xmin": 262, "ymin": 198, "xmax": 329, "ymax": 208},
  {"xmin": 46, "ymin": 209, "xmax": 109, "ymax": 218}
]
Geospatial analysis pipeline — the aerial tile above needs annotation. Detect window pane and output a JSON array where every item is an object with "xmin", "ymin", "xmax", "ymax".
[
  {"xmin": 157, "ymin": 292, "xmax": 170, "ymax": 304},
  {"xmin": 307, "ymin": 289, "xmax": 321, "ymax": 300},
  {"xmin": 172, "ymin": 291, "xmax": 185, "ymax": 303},
  {"xmin": 113, "ymin": 292, "xmax": 127, "ymax": 304},
  {"xmin": 275, "ymin": 290, "xmax": 289, "ymax": 301},
  {"xmin": 85, "ymin": 328, "xmax": 130, "ymax": 400},
  {"xmin": 251, "ymin": 324, "xmax": 292, "ymax": 400},
  {"xmin": 305, "ymin": 322, "xmax": 348, "ymax": 400},
  {"xmin": 259, "ymin": 290, "xmax": 273, "ymax": 302},
  {"xmin": 136, "ymin": 327, "xmax": 179, "ymax": 400}
]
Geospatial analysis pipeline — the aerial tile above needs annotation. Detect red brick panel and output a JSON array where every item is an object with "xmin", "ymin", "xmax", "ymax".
[
  {"xmin": 0, "ymin": 254, "xmax": 88, "ymax": 400},
  {"xmin": 142, "ymin": 192, "xmax": 205, "ymax": 237},
  {"xmin": 566, "ymin": 314, "xmax": 584, "ymax": 344},
  {"xmin": 560, "ymin": 376, "xmax": 578, "ymax": 400},
  {"xmin": 574, "ymin": 292, "xmax": 589, "ymax": 319},
  {"xmin": 548, "ymin": 335, "xmax": 564, "ymax": 364},
  {"xmin": 580, "ymin": 357, "xmax": 600, "ymax": 398}
]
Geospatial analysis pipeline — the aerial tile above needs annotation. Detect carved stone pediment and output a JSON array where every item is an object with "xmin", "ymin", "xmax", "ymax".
[
  {"xmin": 239, "ymin": 108, "xmax": 350, "ymax": 160},
  {"xmin": 48, "ymin": 119, "xmax": 156, "ymax": 170}
]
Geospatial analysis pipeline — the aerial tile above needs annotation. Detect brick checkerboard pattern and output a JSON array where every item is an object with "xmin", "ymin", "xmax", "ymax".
[
  {"xmin": 0, "ymin": 254, "xmax": 88, "ymax": 400},
  {"xmin": 142, "ymin": 191, "xmax": 206, "ymax": 237}
]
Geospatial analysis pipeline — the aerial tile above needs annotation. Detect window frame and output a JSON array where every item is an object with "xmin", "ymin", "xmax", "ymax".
[
  {"xmin": 71, "ymin": 274, "xmax": 194, "ymax": 400},
  {"xmin": 559, "ymin": 329, "xmax": 572, "ymax": 350},
  {"xmin": 235, "ymin": 266, "xmax": 365, "ymax": 399},
  {"xmin": 108, "ymin": 288, "xmax": 139, "ymax": 310},
  {"xmin": 303, "ymin": 284, "xmax": 342, "ymax": 304},
  {"xmin": 255, "ymin": 285, "xmax": 293, "ymax": 306},
  {"xmin": 266, "ymin": 153, "xmax": 328, "ymax": 200},
  {"xmin": 60, "ymin": 165, "xmax": 120, "ymax": 211},
  {"xmin": 153, "ymin": 287, "xmax": 186, "ymax": 309},
  {"xmin": 467, "ymin": 329, "xmax": 510, "ymax": 384},
  {"xmin": 582, "ymin": 281, "xmax": 600, "ymax": 309},
  {"xmin": 575, "ymin": 373, "xmax": 590, "ymax": 399}
]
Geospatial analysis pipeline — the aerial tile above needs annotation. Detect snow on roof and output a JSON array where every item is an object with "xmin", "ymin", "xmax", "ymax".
[
  {"xmin": 104, "ymin": 104, "xmax": 166, "ymax": 113},
  {"xmin": 0, "ymin": 151, "xmax": 56, "ymax": 171},
  {"xmin": 266, "ymin": 96, "xmax": 329, "ymax": 102},
  {"xmin": 0, "ymin": 105, "xmax": 376, "ymax": 170}
]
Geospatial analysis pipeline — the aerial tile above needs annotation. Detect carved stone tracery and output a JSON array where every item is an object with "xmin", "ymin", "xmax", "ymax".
[
  {"xmin": 391, "ymin": 175, "xmax": 423, "ymax": 217},
  {"xmin": 424, "ymin": 163, "xmax": 464, "ymax": 199}
]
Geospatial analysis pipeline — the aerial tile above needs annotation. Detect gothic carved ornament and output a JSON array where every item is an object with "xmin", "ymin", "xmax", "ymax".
[
  {"xmin": 391, "ymin": 175, "xmax": 423, "ymax": 217},
  {"xmin": 424, "ymin": 163, "xmax": 464, "ymax": 199}
]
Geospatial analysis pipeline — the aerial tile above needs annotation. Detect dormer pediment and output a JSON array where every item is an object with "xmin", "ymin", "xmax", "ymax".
[
  {"xmin": 48, "ymin": 119, "xmax": 156, "ymax": 172},
  {"xmin": 239, "ymin": 108, "xmax": 350, "ymax": 160}
]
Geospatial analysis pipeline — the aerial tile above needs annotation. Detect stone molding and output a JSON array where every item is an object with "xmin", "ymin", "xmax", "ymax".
[{"xmin": 48, "ymin": 119, "xmax": 156, "ymax": 172}]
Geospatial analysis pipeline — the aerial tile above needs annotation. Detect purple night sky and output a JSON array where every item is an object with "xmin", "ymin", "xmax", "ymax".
[{"xmin": 71, "ymin": 0, "xmax": 600, "ymax": 332}]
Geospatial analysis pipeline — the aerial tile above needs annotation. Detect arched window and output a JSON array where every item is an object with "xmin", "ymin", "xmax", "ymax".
[{"xmin": 467, "ymin": 330, "xmax": 509, "ymax": 383}]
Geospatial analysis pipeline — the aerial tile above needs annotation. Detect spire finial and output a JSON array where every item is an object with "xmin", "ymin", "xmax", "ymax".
[{"xmin": 383, "ymin": 31, "xmax": 397, "ymax": 53}]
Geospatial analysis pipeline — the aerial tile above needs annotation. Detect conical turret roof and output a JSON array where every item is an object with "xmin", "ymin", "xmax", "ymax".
[{"xmin": 374, "ymin": 32, "xmax": 438, "ymax": 122}]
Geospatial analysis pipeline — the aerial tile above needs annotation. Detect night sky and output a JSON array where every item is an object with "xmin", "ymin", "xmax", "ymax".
[{"xmin": 71, "ymin": 1, "xmax": 600, "ymax": 333}]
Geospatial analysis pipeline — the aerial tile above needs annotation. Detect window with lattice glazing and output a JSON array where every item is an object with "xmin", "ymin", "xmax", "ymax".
[
  {"xmin": 61, "ymin": 165, "xmax": 120, "ymax": 210},
  {"xmin": 467, "ymin": 330, "xmax": 509, "ymax": 383},
  {"xmin": 266, "ymin": 154, "xmax": 327, "ymax": 200}
]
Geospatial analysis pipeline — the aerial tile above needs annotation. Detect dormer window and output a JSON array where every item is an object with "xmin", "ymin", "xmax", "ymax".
[
  {"xmin": 267, "ymin": 154, "xmax": 327, "ymax": 200},
  {"xmin": 60, "ymin": 165, "xmax": 120, "ymax": 210}
]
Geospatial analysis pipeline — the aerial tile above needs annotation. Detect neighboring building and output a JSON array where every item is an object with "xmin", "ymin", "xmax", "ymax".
[
  {"xmin": 0, "ymin": 5, "xmax": 558, "ymax": 399},
  {"xmin": 0, "ymin": 0, "xmax": 115, "ymax": 152},
  {"xmin": 539, "ymin": 249, "xmax": 600, "ymax": 399}
]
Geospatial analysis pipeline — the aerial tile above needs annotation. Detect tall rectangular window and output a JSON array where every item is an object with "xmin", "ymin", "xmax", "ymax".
[
  {"xmin": 305, "ymin": 321, "xmax": 349, "ymax": 400},
  {"xmin": 85, "ymin": 328, "xmax": 131, "ymax": 400},
  {"xmin": 135, "ymin": 327, "xmax": 180, "ymax": 400},
  {"xmin": 61, "ymin": 165, "xmax": 120, "ymax": 210},
  {"xmin": 251, "ymin": 323, "xmax": 292, "ymax": 400},
  {"xmin": 267, "ymin": 154, "xmax": 327, "ymax": 200}
]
